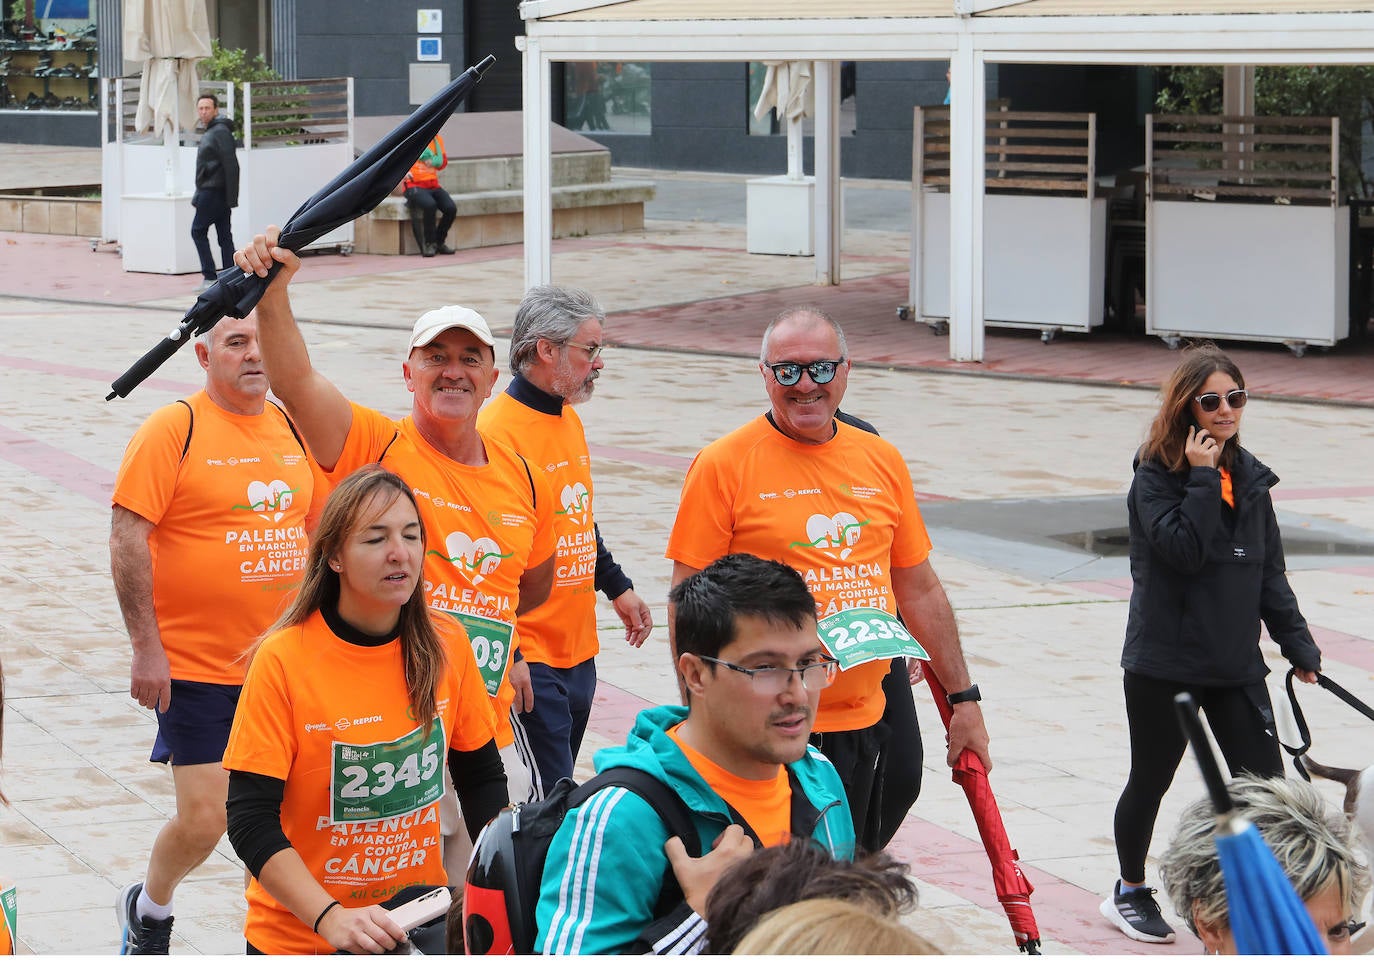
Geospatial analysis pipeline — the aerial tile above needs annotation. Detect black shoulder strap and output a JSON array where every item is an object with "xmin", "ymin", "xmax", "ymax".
[
  {"xmin": 267, "ymin": 400, "xmax": 308, "ymax": 454},
  {"xmin": 176, "ymin": 399, "xmax": 195, "ymax": 463},
  {"xmin": 376, "ymin": 431, "xmax": 400, "ymax": 464},
  {"xmin": 573, "ymin": 767, "xmax": 700, "ymax": 858},
  {"xmin": 519, "ymin": 453, "xmax": 536, "ymax": 507}
]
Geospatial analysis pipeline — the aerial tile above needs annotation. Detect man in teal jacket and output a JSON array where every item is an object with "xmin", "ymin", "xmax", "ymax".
[{"xmin": 536, "ymin": 554, "xmax": 855, "ymax": 955}]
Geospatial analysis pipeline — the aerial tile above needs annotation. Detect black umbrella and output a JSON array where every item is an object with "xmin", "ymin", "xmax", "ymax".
[{"xmin": 106, "ymin": 55, "xmax": 496, "ymax": 401}]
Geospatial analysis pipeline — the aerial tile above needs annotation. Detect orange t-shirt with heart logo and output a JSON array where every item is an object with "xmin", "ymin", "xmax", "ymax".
[
  {"xmin": 667, "ymin": 415, "xmax": 932, "ymax": 733},
  {"xmin": 112, "ymin": 390, "xmax": 327, "ymax": 684},
  {"xmin": 478, "ymin": 391, "xmax": 599, "ymax": 670},
  {"xmin": 332, "ymin": 404, "xmax": 556, "ymax": 747}
]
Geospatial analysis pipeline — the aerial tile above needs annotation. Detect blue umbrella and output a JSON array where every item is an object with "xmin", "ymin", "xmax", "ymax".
[{"xmin": 1173, "ymin": 692, "xmax": 1328, "ymax": 955}]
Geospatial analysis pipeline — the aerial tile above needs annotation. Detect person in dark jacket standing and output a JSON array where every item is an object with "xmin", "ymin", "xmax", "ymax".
[
  {"xmin": 192, "ymin": 94, "xmax": 239, "ymax": 290},
  {"xmin": 1100, "ymin": 342, "xmax": 1322, "ymax": 945}
]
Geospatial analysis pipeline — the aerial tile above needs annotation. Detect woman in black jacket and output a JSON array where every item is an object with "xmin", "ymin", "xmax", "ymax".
[{"xmin": 1100, "ymin": 343, "xmax": 1322, "ymax": 945}]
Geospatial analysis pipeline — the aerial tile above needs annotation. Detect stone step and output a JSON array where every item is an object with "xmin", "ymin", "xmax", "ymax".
[
  {"xmin": 358, "ymin": 179, "xmax": 655, "ymax": 256},
  {"xmin": 439, "ymin": 150, "xmax": 612, "ymax": 193},
  {"xmin": 377, "ymin": 179, "xmax": 654, "ymax": 220}
]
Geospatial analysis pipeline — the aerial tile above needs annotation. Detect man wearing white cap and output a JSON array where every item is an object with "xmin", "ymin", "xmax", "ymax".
[{"xmin": 235, "ymin": 226, "xmax": 554, "ymax": 878}]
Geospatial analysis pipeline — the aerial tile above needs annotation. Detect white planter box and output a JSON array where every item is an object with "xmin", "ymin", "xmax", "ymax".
[
  {"xmin": 1147, "ymin": 199, "xmax": 1349, "ymax": 349},
  {"xmin": 747, "ymin": 175, "xmax": 815, "ymax": 256}
]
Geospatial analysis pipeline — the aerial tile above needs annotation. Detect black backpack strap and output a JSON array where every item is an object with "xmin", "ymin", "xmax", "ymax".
[
  {"xmin": 376, "ymin": 431, "xmax": 400, "ymax": 464},
  {"xmin": 176, "ymin": 399, "xmax": 195, "ymax": 463},
  {"xmin": 577, "ymin": 768, "xmax": 707, "ymax": 955},
  {"xmin": 267, "ymin": 400, "xmax": 308, "ymax": 454},
  {"xmin": 573, "ymin": 767, "xmax": 699, "ymax": 858}
]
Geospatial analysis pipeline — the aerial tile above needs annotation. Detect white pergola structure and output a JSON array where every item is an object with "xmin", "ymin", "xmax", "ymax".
[{"xmin": 519, "ymin": 0, "xmax": 1374, "ymax": 361}]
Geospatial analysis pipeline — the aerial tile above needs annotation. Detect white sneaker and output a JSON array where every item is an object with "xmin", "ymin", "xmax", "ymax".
[{"xmin": 1100, "ymin": 881, "xmax": 1176, "ymax": 943}]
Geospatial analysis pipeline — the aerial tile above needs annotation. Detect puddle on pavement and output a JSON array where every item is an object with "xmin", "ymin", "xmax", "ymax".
[{"xmin": 1051, "ymin": 527, "xmax": 1374, "ymax": 558}]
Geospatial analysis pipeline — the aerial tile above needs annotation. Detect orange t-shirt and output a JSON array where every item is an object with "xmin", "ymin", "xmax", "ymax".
[
  {"xmin": 222, "ymin": 611, "xmax": 496, "ymax": 955},
  {"xmin": 666, "ymin": 415, "xmax": 932, "ymax": 733},
  {"xmin": 332, "ymin": 404, "xmax": 556, "ymax": 746},
  {"xmin": 478, "ymin": 391, "xmax": 599, "ymax": 669},
  {"xmin": 111, "ymin": 390, "xmax": 327, "ymax": 684},
  {"xmin": 0, "ymin": 884, "xmax": 15, "ymax": 956},
  {"xmin": 1219, "ymin": 467, "xmax": 1235, "ymax": 508},
  {"xmin": 667, "ymin": 725, "xmax": 791, "ymax": 846}
]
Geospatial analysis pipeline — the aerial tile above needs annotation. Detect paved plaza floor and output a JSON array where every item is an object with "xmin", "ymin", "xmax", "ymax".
[{"xmin": 1, "ymin": 160, "xmax": 1372, "ymax": 960}]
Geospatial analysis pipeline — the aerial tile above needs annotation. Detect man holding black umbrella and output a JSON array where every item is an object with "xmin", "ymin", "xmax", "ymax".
[{"xmin": 235, "ymin": 226, "xmax": 554, "ymax": 880}]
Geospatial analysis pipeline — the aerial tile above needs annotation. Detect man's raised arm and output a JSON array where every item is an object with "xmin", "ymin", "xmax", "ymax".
[{"xmin": 235, "ymin": 225, "xmax": 353, "ymax": 470}]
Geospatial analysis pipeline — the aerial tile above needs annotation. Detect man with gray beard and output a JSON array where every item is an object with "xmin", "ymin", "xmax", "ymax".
[{"xmin": 477, "ymin": 285, "xmax": 654, "ymax": 795}]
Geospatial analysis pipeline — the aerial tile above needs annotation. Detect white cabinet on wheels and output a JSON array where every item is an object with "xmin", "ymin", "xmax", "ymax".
[{"xmin": 1145, "ymin": 113, "xmax": 1348, "ymax": 357}]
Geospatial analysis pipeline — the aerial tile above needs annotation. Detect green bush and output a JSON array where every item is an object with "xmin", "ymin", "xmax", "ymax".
[
  {"xmin": 197, "ymin": 41, "xmax": 310, "ymax": 144},
  {"xmin": 199, "ymin": 40, "xmax": 281, "ymax": 86},
  {"xmin": 1155, "ymin": 66, "xmax": 1374, "ymax": 196}
]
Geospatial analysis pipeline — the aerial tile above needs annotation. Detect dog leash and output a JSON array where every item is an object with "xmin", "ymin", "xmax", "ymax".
[{"xmin": 1282, "ymin": 667, "xmax": 1374, "ymax": 780}]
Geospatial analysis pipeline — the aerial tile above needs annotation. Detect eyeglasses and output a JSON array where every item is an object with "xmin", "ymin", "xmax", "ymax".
[
  {"xmin": 764, "ymin": 360, "xmax": 845, "ymax": 387},
  {"xmin": 1328, "ymin": 919, "xmax": 1367, "ymax": 943},
  {"xmin": 1193, "ymin": 389, "xmax": 1248, "ymax": 412},
  {"xmin": 562, "ymin": 340, "xmax": 603, "ymax": 361},
  {"xmin": 695, "ymin": 654, "xmax": 839, "ymax": 694}
]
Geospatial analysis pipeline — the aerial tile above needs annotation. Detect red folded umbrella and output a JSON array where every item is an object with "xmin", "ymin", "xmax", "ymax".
[{"xmin": 926, "ymin": 670, "xmax": 1041, "ymax": 954}]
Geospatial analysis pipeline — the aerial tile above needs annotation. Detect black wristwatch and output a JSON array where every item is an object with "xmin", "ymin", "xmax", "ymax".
[{"xmin": 946, "ymin": 684, "xmax": 982, "ymax": 706}]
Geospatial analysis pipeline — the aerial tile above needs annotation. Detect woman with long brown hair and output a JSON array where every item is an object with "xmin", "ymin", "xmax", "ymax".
[
  {"xmin": 1100, "ymin": 343, "xmax": 1323, "ymax": 945},
  {"xmin": 223, "ymin": 465, "xmax": 507, "ymax": 954}
]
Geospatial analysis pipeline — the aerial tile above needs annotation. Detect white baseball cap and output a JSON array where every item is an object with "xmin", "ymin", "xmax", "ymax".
[{"xmin": 408, "ymin": 305, "xmax": 495, "ymax": 353}]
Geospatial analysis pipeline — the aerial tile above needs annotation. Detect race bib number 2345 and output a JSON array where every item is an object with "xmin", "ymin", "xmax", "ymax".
[{"xmin": 330, "ymin": 722, "xmax": 446, "ymax": 823}]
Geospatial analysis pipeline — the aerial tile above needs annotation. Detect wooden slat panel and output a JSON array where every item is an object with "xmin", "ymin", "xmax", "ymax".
[
  {"xmin": 979, "ymin": 126, "xmax": 1091, "ymax": 140},
  {"xmin": 1154, "ymin": 167, "xmax": 1332, "ymax": 183},
  {"xmin": 986, "ymin": 177, "xmax": 1089, "ymax": 191},
  {"xmin": 1153, "ymin": 184, "xmax": 1333, "ymax": 200},
  {"xmin": 1154, "ymin": 148, "xmax": 1330, "ymax": 165},
  {"xmin": 987, "ymin": 160, "xmax": 1091, "ymax": 174},
  {"xmin": 1154, "ymin": 113, "xmax": 1335, "ymax": 128},
  {"xmin": 1156, "ymin": 130, "xmax": 1332, "ymax": 146}
]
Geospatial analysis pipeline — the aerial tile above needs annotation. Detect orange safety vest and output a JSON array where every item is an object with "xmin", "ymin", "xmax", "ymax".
[{"xmin": 405, "ymin": 136, "xmax": 447, "ymax": 189}]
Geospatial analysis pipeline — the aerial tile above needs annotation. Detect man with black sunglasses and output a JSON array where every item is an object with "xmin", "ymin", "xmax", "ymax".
[{"xmin": 667, "ymin": 304, "xmax": 991, "ymax": 852}]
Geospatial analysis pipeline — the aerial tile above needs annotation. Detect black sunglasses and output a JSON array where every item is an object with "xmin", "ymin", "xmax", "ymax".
[
  {"xmin": 765, "ymin": 360, "xmax": 845, "ymax": 387},
  {"xmin": 1193, "ymin": 389, "xmax": 1248, "ymax": 413}
]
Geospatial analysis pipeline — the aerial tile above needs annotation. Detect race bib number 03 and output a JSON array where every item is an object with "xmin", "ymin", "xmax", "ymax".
[
  {"xmin": 820, "ymin": 607, "xmax": 930, "ymax": 671},
  {"xmin": 448, "ymin": 610, "xmax": 515, "ymax": 696},
  {"xmin": 330, "ymin": 722, "xmax": 446, "ymax": 824}
]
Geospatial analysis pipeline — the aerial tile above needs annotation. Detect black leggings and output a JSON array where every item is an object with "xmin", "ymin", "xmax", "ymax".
[{"xmin": 1112, "ymin": 670, "xmax": 1282, "ymax": 882}]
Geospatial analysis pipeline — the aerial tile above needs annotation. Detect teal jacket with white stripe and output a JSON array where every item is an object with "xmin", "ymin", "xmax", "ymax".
[{"xmin": 535, "ymin": 704, "xmax": 855, "ymax": 955}]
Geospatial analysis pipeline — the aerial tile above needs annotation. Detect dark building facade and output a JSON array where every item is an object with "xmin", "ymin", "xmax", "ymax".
[{"xmin": 1, "ymin": 1, "xmax": 1151, "ymax": 182}]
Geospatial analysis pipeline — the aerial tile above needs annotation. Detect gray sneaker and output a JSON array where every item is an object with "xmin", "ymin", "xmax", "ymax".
[
  {"xmin": 1100, "ymin": 880, "xmax": 1176, "ymax": 943},
  {"xmin": 116, "ymin": 881, "xmax": 174, "ymax": 955}
]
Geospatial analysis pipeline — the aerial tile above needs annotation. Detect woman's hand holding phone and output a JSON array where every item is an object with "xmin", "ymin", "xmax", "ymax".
[{"xmin": 1184, "ymin": 425, "xmax": 1220, "ymax": 469}]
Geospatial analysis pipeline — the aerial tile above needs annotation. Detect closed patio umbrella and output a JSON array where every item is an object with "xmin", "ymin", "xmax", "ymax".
[
  {"xmin": 752, "ymin": 60, "xmax": 813, "ymax": 179},
  {"xmin": 123, "ymin": 0, "xmax": 211, "ymax": 146}
]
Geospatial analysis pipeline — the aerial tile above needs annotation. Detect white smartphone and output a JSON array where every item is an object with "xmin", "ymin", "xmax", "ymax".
[{"xmin": 387, "ymin": 887, "xmax": 451, "ymax": 933}]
